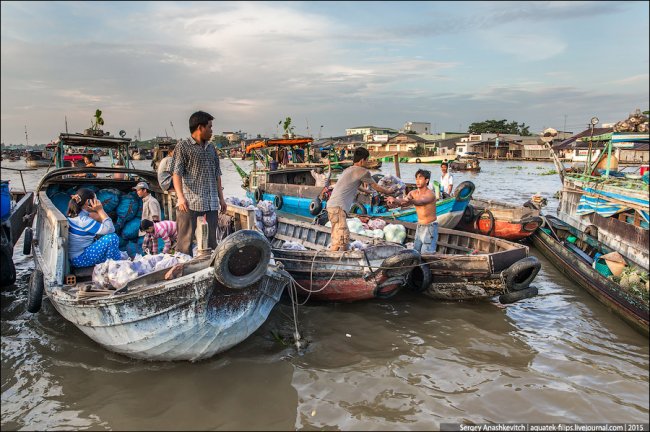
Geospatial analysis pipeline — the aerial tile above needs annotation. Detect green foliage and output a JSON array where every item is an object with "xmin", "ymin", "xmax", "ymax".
[
  {"xmin": 281, "ymin": 117, "xmax": 295, "ymax": 135},
  {"xmin": 92, "ymin": 109, "xmax": 104, "ymax": 130},
  {"xmin": 413, "ymin": 144, "xmax": 425, "ymax": 156},
  {"xmin": 210, "ymin": 135, "xmax": 229, "ymax": 147},
  {"xmin": 468, "ymin": 119, "xmax": 531, "ymax": 136}
]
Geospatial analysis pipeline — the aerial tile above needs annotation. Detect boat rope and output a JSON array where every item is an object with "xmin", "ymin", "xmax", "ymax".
[{"xmin": 270, "ymin": 254, "xmax": 426, "ymax": 271}]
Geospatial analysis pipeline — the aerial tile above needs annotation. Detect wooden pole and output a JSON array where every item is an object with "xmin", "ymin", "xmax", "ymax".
[{"xmin": 393, "ymin": 152, "xmax": 401, "ymax": 178}]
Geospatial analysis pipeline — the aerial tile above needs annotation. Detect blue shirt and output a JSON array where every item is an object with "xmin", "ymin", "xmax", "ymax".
[{"xmin": 68, "ymin": 210, "xmax": 115, "ymax": 259}]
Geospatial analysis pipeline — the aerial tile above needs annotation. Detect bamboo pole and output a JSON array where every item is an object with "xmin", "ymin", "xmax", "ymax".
[{"xmin": 393, "ymin": 153, "xmax": 401, "ymax": 178}]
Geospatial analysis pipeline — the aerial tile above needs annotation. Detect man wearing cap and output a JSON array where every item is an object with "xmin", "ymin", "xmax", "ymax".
[
  {"xmin": 170, "ymin": 110, "xmax": 227, "ymax": 255},
  {"xmin": 134, "ymin": 182, "xmax": 161, "ymax": 236}
]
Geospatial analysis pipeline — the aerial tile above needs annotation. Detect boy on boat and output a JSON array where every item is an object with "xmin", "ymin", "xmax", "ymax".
[
  {"xmin": 327, "ymin": 147, "xmax": 397, "ymax": 251},
  {"xmin": 387, "ymin": 169, "xmax": 438, "ymax": 254},
  {"xmin": 439, "ymin": 162, "xmax": 453, "ymax": 198},
  {"xmin": 141, "ymin": 219, "xmax": 177, "ymax": 255}
]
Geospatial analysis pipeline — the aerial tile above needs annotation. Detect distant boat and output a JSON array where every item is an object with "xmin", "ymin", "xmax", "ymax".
[
  {"xmin": 406, "ymin": 155, "xmax": 448, "ymax": 164},
  {"xmin": 24, "ymin": 150, "xmax": 52, "ymax": 168}
]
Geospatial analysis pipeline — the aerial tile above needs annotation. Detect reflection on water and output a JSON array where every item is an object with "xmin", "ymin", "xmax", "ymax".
[{"xmin": 1, "ymin": 158, "xmax": 648, "ymax": 429}]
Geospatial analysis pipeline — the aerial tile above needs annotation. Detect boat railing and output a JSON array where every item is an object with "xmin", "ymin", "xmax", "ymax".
[{"xmin": 1, "ymin": 166, "xmax": 38, "ymax": 193}]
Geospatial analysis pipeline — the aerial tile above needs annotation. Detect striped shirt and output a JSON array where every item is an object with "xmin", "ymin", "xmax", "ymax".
[
  {"xmin": 68, "ymin": 211, "xmax": 116, "ymax": 259},
  {"xmin": 169, "ymin": 138, "xmax": 222, "ymax": 212},
  {"xmin": 143, "ymin": 220, "xmax": 177, "ymax": 254}
]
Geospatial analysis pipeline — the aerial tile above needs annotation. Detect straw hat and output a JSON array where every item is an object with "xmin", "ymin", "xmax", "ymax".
[{"xmin": 600, "ymin": 252, "xmax": 626, "ymax": 277}]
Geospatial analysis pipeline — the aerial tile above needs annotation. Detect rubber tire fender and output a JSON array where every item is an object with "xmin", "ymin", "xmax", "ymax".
[
  {"xmin": 503, "ymin": 256, "xmax": 541, "ymax": 291},
  {"xmin": 407, "ymin": 262, "xmax": 432, "ymax": 293},
  {"xmin": 381, "ymin": 249, "xmax": 422, "ymax": 279},
  {"xmin": 521, "ymin": 216, "xmax": 542, "ymax": 232},
  {"xmin": 254, "ymin": 188, "xmax": 263, "ymax": 203},
  {"xmin": 27, "ymin": 268, "xmax": 44, "ymax": 313},
  {"xmin": 499, "ymin": 285, "xmax": 538, "ymax": 304},
  {"xmin": 0, "ymin": 245, "xmax": 16, "ymax": 287},
  {"xmin": 312, "ymin": 210, "xmax": 329, "ymax": 226},
  {"xmin": 415, "ymin": 158, "xmax": 422, "ymax": 163},
  {"xmin": 454, "ymin": 181, "xmax": 475, "ymax": 202},
  {"xmin": 274, "ymin": 195, "xmax": 283, "ymax": 210},
  {"xmin": 349, "ymin": 202, "xmax": 367, "ymax": 215},
  {"xmin": 213, "ymin": 230, "xmax": 271, "ymax": 290},
  {"xmin": 475, "ymin": 209, "xmax": 495, "ymax": 236},
  {"xmin": 309, "ymin": 197, "xmax": 322, "ymax": 216},
  {"xmin": 23, "ymin": 227, "xmax": 33, "ymax": 255}
]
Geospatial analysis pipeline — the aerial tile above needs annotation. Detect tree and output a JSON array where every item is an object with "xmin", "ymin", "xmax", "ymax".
[
  {"xmin": 210, "ymin": 135, "xmax": 229, "ymax": 148},
  {"xmin": 281, "ymin": 117, "xmax": 295, "ymax": 137},
  {"xmin": 468, "ymin": 119, "xmax": 531, "ymax": 136}
]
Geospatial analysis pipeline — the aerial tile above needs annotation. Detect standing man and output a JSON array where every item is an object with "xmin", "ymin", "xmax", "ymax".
[
  {"xmin": 157, "ymin": 147, "xmax": 175, "ymax": 191},
  {"xmin": 171, "ymin": 111, "xmax": 226, "ymax": 255},
  {"xmin": 387, "ymin": 169, "xmax": 438, "ymax": 254},
  {"xmin": 134, "ymin": 181, "xmax": 161, "ymax": 236},
  {"xmin": 439, "ymin": 162, "xmax": 453, "ymax": 197},
  {"xmin": 326, "ymin": 147, "xmax": 396, "ymax": 251}
]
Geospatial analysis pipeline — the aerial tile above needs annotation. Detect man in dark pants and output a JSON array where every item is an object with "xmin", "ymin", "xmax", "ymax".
[{"xmin": 170, "ymin": 111, "xmax": 227, "ymax": 255}]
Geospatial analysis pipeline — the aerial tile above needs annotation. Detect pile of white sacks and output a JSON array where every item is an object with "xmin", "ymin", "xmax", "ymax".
[
  {"xmin": 92, "ymin": 252, "xmax": 193, "ymax": 290},
  {"xmin": 224, "ymin": 197, "xmax": 278, "ymax": 239},
  {"xmin": 325, "ymin": 218, "xmax": 407, "ymax": 244}
]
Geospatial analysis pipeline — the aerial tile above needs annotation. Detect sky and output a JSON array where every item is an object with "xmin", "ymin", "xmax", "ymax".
[{"xmin": 1, "ymin": 1, "xmax": 649, "ymax": 145}]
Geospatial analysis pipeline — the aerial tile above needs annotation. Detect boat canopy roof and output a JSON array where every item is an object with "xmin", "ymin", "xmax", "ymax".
[
  {"xmin": 246, "ymin": 138, "xmax": 313, "ymax": 153},
  {"xmin": 58, "ymin": 133, "xmax": 131, "ymax": 149}
]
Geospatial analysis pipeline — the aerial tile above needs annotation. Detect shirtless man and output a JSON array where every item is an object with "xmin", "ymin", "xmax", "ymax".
[{"xmin": 387, "ymin": 169, "xmax": 438, "ymax": 254}]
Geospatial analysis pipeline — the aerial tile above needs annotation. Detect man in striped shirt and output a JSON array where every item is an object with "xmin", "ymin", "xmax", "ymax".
[{"xmin": 141, "ymin": 219, "xmax": 177, "ymax": 255}]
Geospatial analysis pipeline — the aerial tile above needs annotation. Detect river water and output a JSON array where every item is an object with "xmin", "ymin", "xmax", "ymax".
[{"xmin": 1, "ymin": 157, "xmax": 648, "ymax": 430}]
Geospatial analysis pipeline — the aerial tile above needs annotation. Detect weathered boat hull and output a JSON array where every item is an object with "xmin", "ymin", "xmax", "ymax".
[
  {"xmin": 456, "ymin": 198, "xmax": 542, "ymax": 241},
  {"xmin": 531, "ymin": 219, "xmax": 649, "ymax": 335},
  {"xmin": 1, "ymin": 191, "xmax": 34, "ymax": 287},
  {"xmin": 47, "ymin": 265, "xmax": 288, "ymax": 361},
  {"xmin": 271, "ymin": 217, "xmax": 414, "ymax": 302}
]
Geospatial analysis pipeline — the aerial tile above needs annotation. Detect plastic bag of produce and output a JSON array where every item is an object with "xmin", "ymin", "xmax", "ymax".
[
  {"xmin": 368, "ymin": 218, "xmax": 386, "ymax": 230},
  {"xmin": 92, "ymin": 261, "xmax": 111, "ymax": 288},
  {"xmin": 257, "ymin": 200, "xmax": 276, "ymax": 216},
  {"xmin": 378, "ymin": 175, "xmax": 406, "ymax": 196},
  {"xmin": 282, "ymin": 241, "xmax": 307, "ymax": 251},
  {"xmin": 240, "ymin": 198, "xmax": 253, "ymax": 207},
  {"xmin": 349, "ymin": 240, "xmax": 368, "ymax": 251},
  {"xmin": 383, "ymin": 223, "xmax": 407, "ymax": 244},
  {"xmin": 346, "ymin": 218, "xmax": 364, "ymax": 234},
  {"xmin": 122, "ymin": 217, "xmax": 141, "ymax": 240},
  {"xmin": 263, "ymin": 213, "xmax": 277, "ymax": 227},
  {"xmin": 96, "ymin": 188, "xmax": 123, "ymax": 213},
  {"xmin": 107, "ymin": 259, "xmax": 138, "ymax": 289},
  {"xmin": 225, "ymin": 197, "xmax": 241, "ymax": 206},
  {"xmin": 154, "ymin": 254, "xmax": 179, "ymax": 271},
  {"xmin": 263, "ymin": 224, "xmax": 277, "ymax": 238},
  {"xmin": 255, "ymin": 220, "xmax": 265, "ymax": 231}
]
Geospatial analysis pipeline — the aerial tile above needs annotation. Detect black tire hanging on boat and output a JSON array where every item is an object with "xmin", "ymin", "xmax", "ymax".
[
  {"xmin": 499, "ymin": 285, "xmax": 538, "ymax": 304},
  {"xmin": 475, "ymin": 209, "xmax": 495, "ymax": 236},
  {"xmin": 407, "ymin": 262, "xmax": 432, "ymax": 292},
  {"xmin": 274, "ymin": 195, "xmax": 283, "ymax": 210},
  {"xmin": 23, "ymin": 227, "xmax": 33, "ymax": 255},
  {"xmin": 27, "ymin": 268, "xmax": 44, "ymax": 313},
  {"xmin": 415, "ymin": 158, "xmax": 422, "ymax": 163},
  {"xmin": 349, "ymin": 202, "xmax": 367, "ymax": 215},
  {"xmin": 454, "ymin": 181, "xmax": 475, "ymax": 202},
  {"xmin": 254, "ymin": 188, "xmax": 263, "ymax": 203},
  {"xmin": 503, "ymin": 256, "xmax": 541, "ymax": 291},
  {"xmin": 0, "ymin": 244, "xmax": 16, "ymax": 287},
  {"xmin": 382, "ymin": 249, "xmax": 422, "ymax": 279},
  {"xmin": 213, "ymin": 230, "xmax": 271, "ymax": 290},
  {"xmin": 309, "ymin": 197, "xmax": 323, "ymax": 215},
  {"xmin": 312, "ymin": 210, "xmax": 329, "ymax": 226}
]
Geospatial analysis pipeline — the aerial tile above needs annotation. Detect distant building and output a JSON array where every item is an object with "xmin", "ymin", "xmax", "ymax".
[
  {"xmin": 345, "ymin": 126, "xmax": 398, "ymax": 142},
  {"xmin": 402, "ymin": 121, "xmax": 431, "ymax": 134}
]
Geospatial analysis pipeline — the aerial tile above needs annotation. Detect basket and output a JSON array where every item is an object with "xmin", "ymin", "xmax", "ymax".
[{"xmin": 594, "ymin": 259, "xmax": 613, "ymax": 278}]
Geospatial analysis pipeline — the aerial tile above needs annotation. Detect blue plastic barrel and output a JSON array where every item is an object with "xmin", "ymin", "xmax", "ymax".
[
  {"xmin": 0, "ymin": 180, "xmax": 10, "ymax": 220},
  {"xmin": 269, "ymin": 161, "xmax": 278, "ymax": 171}
]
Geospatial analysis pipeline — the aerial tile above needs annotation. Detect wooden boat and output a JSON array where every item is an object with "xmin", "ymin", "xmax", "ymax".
[
  {"xmin": 270, "ymin": 216, "xmax": 420, "ymax": 302},
  {"xmin": 531, "ymin": 215, "xmax": 649, "ymax": 335},
  {"xmin": 456, "ymin": 197, "xmax": 543, "ymax": 241},
  {"xmin": 353, "ymin": 217, "xmax": 541, "ymax": 303},
  {"xmin": 406, "ymin": 155, "xmax": 448, "ymax": 164},
  {"xmin": 25, "ymin": 150, "xmax": 53, "ymax": 168},
  {"xmin": 1, "ymin": 172, "xmax": 35, "ymax": 287},
  {"xmin": 27, "ymin": 133, "xmax": 289, "ymax": 361},
  {"xmin": 450, "ymin": 155, "xmax": 480, "ymax": 172},
  {"xmin": 243, "ymin": 164, "xmax": 475, "ymax": 227}
]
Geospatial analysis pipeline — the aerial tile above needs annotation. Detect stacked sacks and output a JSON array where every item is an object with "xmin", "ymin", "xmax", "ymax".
[
  {"xmin": 92, "ymin": 252, "xmax": 193, "ymax": 289},
  {"xmin": 613, "ymin": 109, "xmax": 649, "ymax": 133},
  {"xmin": 225, "ymin": 196, "xmax": 253, "ymax": 207},
  {"xmin": 256, "ymin": 200, "xmax": 278, "ymax": 238},
  {"xmin": 377, "ymin": 175, "xmax": 406, "ymax": 196},
  {"xmin": 50, "ymin": 191, "xmax": 72, "ymax": 215},
  {"xmin": 115, "ymin": 191, "xmax": 142, "ymax": 231},
  {"xmin": 96, "ymin": 188, "xmax": 123, "ymax": 213},
  {"xmin": 383, "ymin": 223, "xmax": 407, "ymax": 244}
]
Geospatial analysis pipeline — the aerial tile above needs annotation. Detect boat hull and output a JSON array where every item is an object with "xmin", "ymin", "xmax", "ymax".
[
  {"xmin": 531, "ymin": 224, "xmax": 649, "ymax": 335},
  {"xmin": 46, "ymin": 265, "xmax": 288, "ymax": 361},
  {"xmin": 456, "ymin": 198, "xmax": 542, "ymax": 241}
]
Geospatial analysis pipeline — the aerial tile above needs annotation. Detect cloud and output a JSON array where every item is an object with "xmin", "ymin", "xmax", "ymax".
[{"xmin": 611, "ymin": 74, "xmax": 650, "ymax": 86}]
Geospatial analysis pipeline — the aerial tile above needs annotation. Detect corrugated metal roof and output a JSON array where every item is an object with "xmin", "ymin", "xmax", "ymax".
[{"xmin": 553, "ymin": 127, "xmax": 613, "ymax": 150}]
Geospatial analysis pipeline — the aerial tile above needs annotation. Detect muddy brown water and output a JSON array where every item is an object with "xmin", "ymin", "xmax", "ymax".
[{"xmin": 1, "ymin": 158, "xmax": 648, "ymax": 430}]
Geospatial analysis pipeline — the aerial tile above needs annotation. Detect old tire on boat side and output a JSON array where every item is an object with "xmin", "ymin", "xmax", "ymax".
[
  {"xmin": 23, "ymin": 227, "xmax": 33, "ymax": 255},
  {"xmin": 475, "ymin": 209, "xmax": 495, "ymax": 236},
  {"xmin": 454, "ymin": 181, "xmax": 475, "ymax": 202},
  {"xmin": 382, "ymin": 249, "xmax": 421, "ymax": 279},
  {"xmin": 415, "ymin": 158, "xmax": 422, "ymax": 163},
  {"xmin": 499, "ymin": 285, "xmax": 538, "ymax": 304},
  {"xmin": 213, "ymin": 230, "xmax": 271, "ymax": 290},
  {"xmin": 349, "ymin": 202, "xmax": 367, "ymax": 215},
  {"xmin": 312, "ymin": 210, "xmax": 329, "ymax": 226},
  {"xmin": 309, "ymin": 197, "xmax": 323, "ymax": 215},
  {"xmin": 254, "ymin": 188, "xmax": 264, "ymax": 203},
  {"xmin": 27, "ymin": 268, "xmax": 44, "ymax": 313},
  {"xmin": 503, "ymin": 256, "xmax": 541, "ymax": 291},
  {"xmin": 407, "ymin": 262, "xmax": 432, "ymax": 292},
  {"xmin": 274, "ymin": 195, "xmax": 283, "ymax": 210}
]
